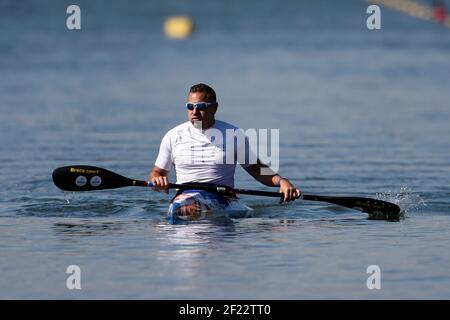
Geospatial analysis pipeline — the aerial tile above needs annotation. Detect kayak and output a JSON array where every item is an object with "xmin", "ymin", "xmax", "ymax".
[{"xmin": 167, "ymin": 189, "xmax": 253, "ymax": 223}]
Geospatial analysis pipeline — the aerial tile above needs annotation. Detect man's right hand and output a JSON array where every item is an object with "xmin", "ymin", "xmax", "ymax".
[
  {"xmin": 150, "ymin": 176, "xmax": 169, "ymax": 193},
  {"xmin": 149, "ymin": 166, "xmax": 170, "ymax": 194}
]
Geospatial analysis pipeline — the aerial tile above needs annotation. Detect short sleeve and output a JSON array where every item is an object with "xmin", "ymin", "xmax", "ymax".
[{"xmin": 154, "ymin": 132, "xmax": 173, "ymax": 171}]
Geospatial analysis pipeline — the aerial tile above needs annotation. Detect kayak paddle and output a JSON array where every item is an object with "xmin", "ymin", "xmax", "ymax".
[{"xmin": 52, "ymin": 165, "xmax": 401, "ymax": 217}]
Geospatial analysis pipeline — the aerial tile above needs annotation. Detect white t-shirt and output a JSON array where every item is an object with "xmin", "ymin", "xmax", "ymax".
[{"xmin": 155, "ymin": 120, "xmax": 256, "ymax": 187}]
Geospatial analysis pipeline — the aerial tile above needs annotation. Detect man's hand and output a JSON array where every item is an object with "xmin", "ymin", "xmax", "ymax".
[
  {"xmin": 149, "ymin": 166, "xmax": 170, "ymax": 194},
  {"xmin": 279, "ymin": 179, "xmax": 302, "ymax": 203},
  {"xmin": 151, "ymin": 175, "xmax": 169, "ymax": 193}
]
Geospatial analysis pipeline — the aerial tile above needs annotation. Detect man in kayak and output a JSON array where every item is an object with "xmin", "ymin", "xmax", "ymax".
[{"xmin": 149, "ymin": 83, "xmax": 301, "ymax": 203}]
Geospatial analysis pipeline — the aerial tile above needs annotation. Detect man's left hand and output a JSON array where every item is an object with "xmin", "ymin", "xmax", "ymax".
[{"xmin": 279, "ymin": 179, "xmax": 302, "ymax": 203}]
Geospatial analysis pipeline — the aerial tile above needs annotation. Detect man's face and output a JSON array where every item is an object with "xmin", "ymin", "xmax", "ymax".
[{"xmin": 187, "ymin": 91, "xmax": 218, "ymax": 130}]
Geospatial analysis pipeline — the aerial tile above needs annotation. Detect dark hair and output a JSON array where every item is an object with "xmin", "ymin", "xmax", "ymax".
[{"xmin": 189, "ymin": 83, "xmax": 217, "ymax": 102}]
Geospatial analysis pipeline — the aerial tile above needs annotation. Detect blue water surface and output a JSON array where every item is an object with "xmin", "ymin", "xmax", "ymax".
[{"xmin": 1, "ymin": 0, "xmax": 450, "ymax": 299}]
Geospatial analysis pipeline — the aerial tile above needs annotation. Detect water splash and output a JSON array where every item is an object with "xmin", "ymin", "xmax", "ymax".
[
  {"xmin": 63, "ymin": 192, "xmax": 75, "ymax": 205},
  {"xmin": 376, "ymin": 187, "xmax": 426, "ymax": 215}
]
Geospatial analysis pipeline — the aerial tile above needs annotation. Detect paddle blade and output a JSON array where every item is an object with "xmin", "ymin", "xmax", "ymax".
[
  {"xmin": 302, "ymin": 194, "xmax": 401, "ymax": 217},
  {"xmin": 52, "ymin": 165, "xmax": 145, "ymax": 191}
]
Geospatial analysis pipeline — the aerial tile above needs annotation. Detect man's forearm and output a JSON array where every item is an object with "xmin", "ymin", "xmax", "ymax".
[
  {"xmin": 245, "ymin": 162, "xmax": 285, "ymax": 187},
  {"xmin": 149, "ymin": 166, "xmax": 169, "ymax": 181}
]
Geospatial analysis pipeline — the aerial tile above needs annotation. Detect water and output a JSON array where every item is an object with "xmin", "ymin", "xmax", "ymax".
[{"xmin": 1, "ymin": 0, "xmax": 450, "ymax": 299}]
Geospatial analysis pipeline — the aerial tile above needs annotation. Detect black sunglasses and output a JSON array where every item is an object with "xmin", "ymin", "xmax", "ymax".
[{"xmin": 186, "ymin": 102, "xmax": 217, "ymax": 111}]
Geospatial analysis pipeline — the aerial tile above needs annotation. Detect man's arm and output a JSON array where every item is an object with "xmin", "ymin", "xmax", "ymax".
[
  {"xmin": 149, "ymin": 165, "xmax": 170, "ymax": 193},
  {"xmin": 243, "ymin": 159, "xmax": 301, "ymax": 202}
]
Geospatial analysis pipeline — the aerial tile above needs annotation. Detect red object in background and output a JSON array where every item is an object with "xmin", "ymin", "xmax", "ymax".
[{"xmin": 434, "ymin": 6, "xmax": 448, "ymax": 23}]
